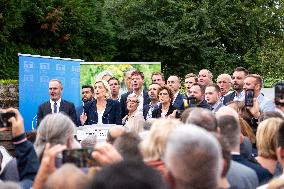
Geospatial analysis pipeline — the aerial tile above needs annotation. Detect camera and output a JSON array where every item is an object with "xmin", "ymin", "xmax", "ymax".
[
  {"xmin": 62, "ymin": 148, "xmax": 99, "ymax": 168},
  {"xmin": 245, "ymin": 89, "xmax": 254, "ymax": 107},
  {"xmin": 275, "ymin": 82, "xmax": 284, "ymax": 105},
  {"xmin": 0, "ymin": 112, "xmax": 16, "ymax": 128}
]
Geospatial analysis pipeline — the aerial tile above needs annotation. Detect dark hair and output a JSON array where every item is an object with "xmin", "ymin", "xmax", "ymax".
[
  {"xmin": 108, "ymin": 77, "xmax": 120, "ymax": 85},
  {"xmin": 113, "ymin": 132, "xmax": 143, "ymax": 161},
  {"xmin": 213, "ymin": 133, "xmax": 231, "ymax": 178},
  {"xmin": 206, "ymin": 83, "xmax": 221, "ymax": 93},
  {"xmin": 277, "ymin": 121, "xmax": 284, "ymax": 148},
  {"xmin": 131, "ymin": 71, "xmax": 145, "ymax": 80},
  {"xmin": 157, "ymin": 85, "xmax": 174, "ymax": 102},
  {"xmin": 217, "ymin": 115, "xmax": 240, "ymax": 149},
  {"xmin": 259, "ymin": 111, "xmax": 284, "ymax": 123},
  {"xmin": 91, "ymin": 160, "xmax": 166, "ymax": 189},
  {"xmin": 82, "ymin": 85, "xmax": 94, "ymax": 93},
  {"xmin": 187, "ymin": 108, "xmax": 217, "ymax": 132},
  {"xmin": 234, "ymin": 67, "xmax": 249, "ymax": 76},
  {"xmin": 191, "ymin": 83, "xmax": 205, "ymax": 94}
]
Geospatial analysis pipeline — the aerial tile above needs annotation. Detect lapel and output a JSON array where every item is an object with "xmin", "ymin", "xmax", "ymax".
[
  {"xmin": 59, "ymin": 100, "xmax": 65, "ymax": 112},
  {"xmin": 46, "ymin": 102, "xmax": 52, "ymax": 114},
  {"xmin": 104, "ymin": 99, "xmax": 113, "ymax": 116}
]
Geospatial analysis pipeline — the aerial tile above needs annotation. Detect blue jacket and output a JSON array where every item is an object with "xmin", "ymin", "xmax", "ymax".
[{"xmin": 83, "ymin": 99, "xmax": 122, "ymax": 125}]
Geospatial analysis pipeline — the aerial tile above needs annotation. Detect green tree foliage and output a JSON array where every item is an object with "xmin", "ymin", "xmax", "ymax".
[
  {"xmin": 105, "ymin": 0, "xmax": 284, "ymax": 86},
  {"xmin": 1, "ymin": 0, "xmax": 283, "ymax": 87},
  {"xmin": 0, "ymin": 0, "xmax": 116, "ymax": 79}
]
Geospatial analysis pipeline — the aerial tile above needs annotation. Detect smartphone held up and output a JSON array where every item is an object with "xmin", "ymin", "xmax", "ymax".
[
  {"xmin": 62, "ymin": 148, "xmax": 99, "ymax": 168},
  {"xmin": 245, "ymin": 89, "xmax": 254, "ymax": 107}
]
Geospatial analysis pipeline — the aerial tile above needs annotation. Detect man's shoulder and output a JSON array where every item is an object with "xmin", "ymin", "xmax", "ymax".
[
  {"xmin": 39, "ymin": 101, "xmax": 50, "ymax": 107},
  {"xmin": 61, "ymin": 99, "xmax": 75, "ymax": 106}
]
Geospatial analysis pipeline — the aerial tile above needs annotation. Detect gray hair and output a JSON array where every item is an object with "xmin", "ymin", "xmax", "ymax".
[
  {"xmin": 80, "ymin": 135, "xmax": 97, "ymax": 148},
  {"xmin": 34, "ymin": 113, "xmax": 76, "ymax": 159},
  {"xmin": 186, "ymin": 108, "xmax": 217, "ymax": 132},
  {"xmin": 165, "ymin": 124, "xmax": 222, "ymax": 189},
  {"xmin": 127, "ymin": 93, "xmax": 140, "ymax": 103}
]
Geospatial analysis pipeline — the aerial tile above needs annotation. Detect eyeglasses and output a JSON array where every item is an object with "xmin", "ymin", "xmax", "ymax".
[
  {"xmin": 126, "ymin": 99, "xmax": 139, "ymax": 103},
  {"xmin": 159, "ymin": 92, "xmax": 169, "ymax": 96}
]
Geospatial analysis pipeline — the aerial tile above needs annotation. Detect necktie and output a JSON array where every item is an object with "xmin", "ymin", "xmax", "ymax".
[{"xmin": 54, "ymin": 102, "xmax": 58, "ymax": 113}]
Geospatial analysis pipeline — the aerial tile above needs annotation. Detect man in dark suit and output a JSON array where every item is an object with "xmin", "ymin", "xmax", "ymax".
[
  {"xmin": 37, "ymin": 79, "xmax": 77, "ymax": 127},
  {"xmin": 75, "ymin": 85, "xmax": 94, "ymax": 126},
  {"xmin": 167, "ymin": 75, "xmax": 184, "ymax": 110},
  {"xmin": 143, "ymin": 83, "xmax": 161, "ymax": 120},
  {"xmin": 120, "ymin": 71, "xmax": 149, "ymax": 118}
]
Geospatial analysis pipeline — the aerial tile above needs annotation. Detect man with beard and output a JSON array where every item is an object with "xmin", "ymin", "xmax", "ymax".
[
  {"xmin": 37, "ymin": 79, "xmax": 77, "ymax": 127},
  {"xmin": 223, "ymin": 67, "xmax": 248, "ymax": 105},
  {"xmin": 143, "ymin": 83, "xmax": 161, "ymax": 120},
  {"xmin": 75, "ymin": 85, "xmax": 94, "ymax": 126},
  {"xmin": 188, "ymin": 83, "xmax": 210, "ymax": 109}
]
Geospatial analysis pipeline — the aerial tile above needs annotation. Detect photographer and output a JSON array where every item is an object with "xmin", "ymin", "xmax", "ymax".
[{"xmin": 0, "ymin": 108, "xmax": 39, "ymax": 189}]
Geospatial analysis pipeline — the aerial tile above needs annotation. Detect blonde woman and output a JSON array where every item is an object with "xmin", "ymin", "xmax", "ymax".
[
  {"xmin": 122, "ymin": 94, "xmax": 145, "ymax": 134},
  {"xmin": 256, "ymin": 118, "xmax": 283, "ymax": 175},
  {"xmin": 140, "ymin": 119, "xmax": 181, "ymax": 184},
  {"xmin": 80, "ymin": 80, "xmax": 122, "ymax": 125}
]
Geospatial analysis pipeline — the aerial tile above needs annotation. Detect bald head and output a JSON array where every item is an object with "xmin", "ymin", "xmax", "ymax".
[
  {"xmin": 106, "ymin": 126, "xmax": 126, "ymax": 144},
  {"xmin": 186, "ymin": 108, "xmax": 217, "ymax": 132},
  {"xmin": 43, "ymin": 164, "xmax": 90, "ymax": 189},
  {"xmin": 165, "ymin": 125, "xmax": 222, "ymax": 189},
  {"xmin": 216, "ymin": 106, "xmax": 239, "ymax": 120}
]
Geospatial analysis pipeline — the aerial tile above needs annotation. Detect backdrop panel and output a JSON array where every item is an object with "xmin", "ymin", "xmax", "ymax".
[
  {"xmin": 19, "ymin": 54, "xmax": 82, "ymax": 131},
  {"xmin": 80, "ymin": 62, "xmax": 161, "ymax": 94}
]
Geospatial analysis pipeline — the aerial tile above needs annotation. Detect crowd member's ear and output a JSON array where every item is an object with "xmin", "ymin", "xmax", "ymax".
[{"xmin": 276, "ymin": 147, "xmax": 284, "ymax": 162}]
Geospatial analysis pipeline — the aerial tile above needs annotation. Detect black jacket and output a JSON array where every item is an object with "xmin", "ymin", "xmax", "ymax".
[
  {"xmin": 37, "ymin": 99, "xmax": 77, "ymax": 127},
  {"xmin": 152, "ymin": 104, "xmax": 177, "ymax": 118},
  {"xmin": 83, "ymin": 99, "xmax": 122, "ymax": 125}
]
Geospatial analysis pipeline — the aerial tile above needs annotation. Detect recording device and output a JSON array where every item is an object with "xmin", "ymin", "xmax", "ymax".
[
  {"xmin": 62, "ymin": 148, "xmax": 99, "ymax": 167},
  {"xmin": 0, "ymin": 112, "xmax": 16, "ymax": 128},
  {"xmin": 176, "ymin": 96, "xmax": 198, "ymax": 118},
  {"xmin": 275, "ymin": 82, "xmax": 284, "ymax": 105},
  {"xmin": 245, "ymin": 89, "xmax": 254, "ymax": 107},
  {"xmin": 187, "ymin": 97, "xmax": 197, "ymax": 107}
]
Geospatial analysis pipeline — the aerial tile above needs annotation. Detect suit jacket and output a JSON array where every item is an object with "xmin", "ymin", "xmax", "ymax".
[
  {"xmin": 232, "ymin": 154, "xmax": 272, "ymax": 185},
  {"xmin": 75, "ymin": 105, "xmax": 84, "ymax": 126},
  {"xmin": 223, "ymin": 91, "xmax": 236, "ymax": 105},
  {"xmin": 120, "ymin": 90, "xmax": 149, "ymax": 118},
  {"xmin": 37, "ymin": 100, "xmax": 77, "ymax": 127},
  {"xmin": 152, "ymin": 104, "xmax": 177, "ymax": 118},
  {"xmin": 84, "ymin": 99, "xmax": 122, "ymax": 125},
  {"xmin": 172, "ymin": 92, "xmax": 184, "ymax": 110},
  {"xmin": 227, "ymin": 160, "xmax": 259, "ymax": 189}
]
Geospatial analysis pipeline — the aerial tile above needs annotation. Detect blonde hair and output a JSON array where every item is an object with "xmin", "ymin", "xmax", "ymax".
[
  {"xmin": 256, "ymin": 118, "xmax": 283, "ymax": 160},
  {"xmin": 140, "ymin": 119, "xmax": 181, "ymax": 161},
  {"xmin": 94, "ymin": 80, "xmax": 111, "ymax": 99}
]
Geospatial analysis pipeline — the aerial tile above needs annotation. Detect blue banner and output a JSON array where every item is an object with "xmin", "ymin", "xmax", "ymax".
[{"xmin": 19, "ymin": 54, "xmax": 82, "ymax": 131}]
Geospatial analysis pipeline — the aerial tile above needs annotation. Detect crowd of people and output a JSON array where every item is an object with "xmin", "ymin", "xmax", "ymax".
[{"xmin": 0, "ymin": 67, "xmax": 283, "ymax": 189}]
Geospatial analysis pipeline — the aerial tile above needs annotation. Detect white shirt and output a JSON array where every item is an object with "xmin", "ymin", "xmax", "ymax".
[
  {"xmin": 172, "ymin": 91, "xmax": 179, "ymax": 105},
  {"xmin": 50, "ymin": 98, "xmax": 61, "ymax": 113},
  {"xmin": 132, "ymin": 91, "xmax": 144, "ymax": 112},
  {"xmin": 233, "ymin": 90, "xmax": 245, "ymax": 101},
  {"xmin": 97, "ymin": 109, "xmax": 105, "ymax": 124}
]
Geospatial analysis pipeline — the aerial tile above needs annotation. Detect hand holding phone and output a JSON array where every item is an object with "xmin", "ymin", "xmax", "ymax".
[
  {"xmin": 245, "ymin": 89, "xmax": 254, "ymax": 107},
  {"xmin": 0, "ymin": 112, "xmax": 16, "ymax": 128},
  {"xmin": 62, "ymin": 148, "xmax": 99, "ymax": 168}
]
